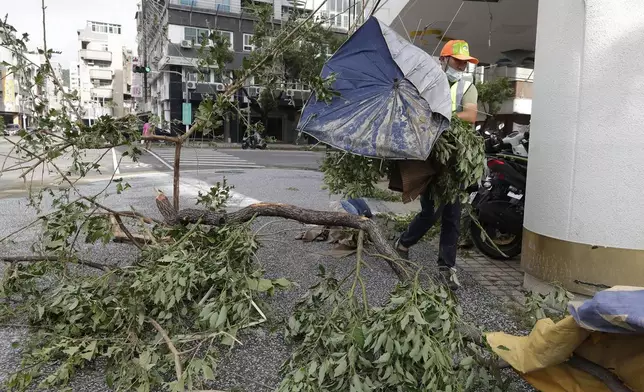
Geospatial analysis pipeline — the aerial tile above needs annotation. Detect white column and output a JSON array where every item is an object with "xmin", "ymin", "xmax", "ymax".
[{"xmin": 522, "ymin": 0, "xmax": 644, "ymax": 296}]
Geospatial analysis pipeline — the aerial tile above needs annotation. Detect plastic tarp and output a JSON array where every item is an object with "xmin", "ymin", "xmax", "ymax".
[
  {"xmin": 297, "ymin": 16, "xmax": 451, "ymax": 160},
  {"xmin": 568, "ymin": 286, "xmax": 644, "ymax": 334},
  {"xmin": 486, "ymin": 286, "xmax": 644, "ymax": 392}
]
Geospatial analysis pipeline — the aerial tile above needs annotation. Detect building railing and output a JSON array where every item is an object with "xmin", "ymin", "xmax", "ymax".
[
  {"xmin": 167, "ymin": 0, "xmax": 309, "ymax": 19},
  {"xmin": 89, "ymin": 69, "xmax": 113, "ymax": 80},
  {"xmin": 80, "ymin": 49, "xmax": 112, "ymax": 63},
  {"xmin": 91, "ymin": 87, "xmax": 113, "ymax": 99}
]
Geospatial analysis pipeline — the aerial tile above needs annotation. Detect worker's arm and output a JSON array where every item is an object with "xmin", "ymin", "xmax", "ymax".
[
  {"xmin": 457, "ymin": 103, "xmax": 478, "ymax": 124},
  {"xmin": 458, "ymin": 84, "xmax": 479, "ymax": 124}
]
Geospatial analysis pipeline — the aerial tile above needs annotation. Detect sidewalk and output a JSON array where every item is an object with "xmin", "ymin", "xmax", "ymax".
[{"xmin": 365, "ymin": 182, "xmax": 526, "ymax": 305}]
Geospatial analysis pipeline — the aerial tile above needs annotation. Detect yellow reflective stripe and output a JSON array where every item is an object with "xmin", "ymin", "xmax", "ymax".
[{"xmin": 450, "ymin": 80, "xmax": 472, "ymax": 113}]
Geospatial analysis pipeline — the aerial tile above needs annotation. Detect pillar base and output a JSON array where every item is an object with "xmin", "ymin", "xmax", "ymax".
[
  {"xmin": 521, "ymin": 228, "xmax": 644, "ymax": 296},
  {"xmin": 522, "ymin": 272, "xmax": 591, "ymax": 302}
]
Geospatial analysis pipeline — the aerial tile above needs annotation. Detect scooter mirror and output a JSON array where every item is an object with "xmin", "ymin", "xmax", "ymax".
[
  {"xmin": 476, "ymin": 125, "xmax": 481, "ymax": 131},
  {"xmin": 484, "ymin": 131, "xmax": 491, "ymax": 136},
  {"xmin": 498, "ymin": 123, "xmax": 505, "ymax": 130}
]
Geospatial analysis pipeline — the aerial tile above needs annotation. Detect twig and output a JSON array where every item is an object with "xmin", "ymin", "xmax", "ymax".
[
  {"xmin": 149, "ymin": 318, "xmax": 183, "ymax": 387},
  {"xmin": 113, "ymin": 214, "xmax": 144, "ymax": 250},
  {"xmin": 0, "ymin": 255, "xmax": 110, "ymax": 271},
  {"xmin": 198, "ymin": 286, "xmax": 216, "ymax": 306}
]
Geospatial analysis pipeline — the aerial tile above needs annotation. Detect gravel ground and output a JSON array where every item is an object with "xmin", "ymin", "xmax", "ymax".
[{"xmin": 0, "ymin": 176, "xmax": 536, "ymax": 392}]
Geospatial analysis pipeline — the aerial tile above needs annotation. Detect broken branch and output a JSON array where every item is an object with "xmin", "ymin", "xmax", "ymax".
[
  {"xmin": 149, "ymin": 318, "xmax": 183, "ymax": 387},
  {"xmin": 155, "ymin": 193, "xmax": 409, "ymax": 280}
]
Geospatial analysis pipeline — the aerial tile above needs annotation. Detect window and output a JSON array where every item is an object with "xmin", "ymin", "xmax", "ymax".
[
  {"xmin": 184, "ymin": 70, "xmax": 198, "ymax": 82},
  {"xmin": 243, "ymin": 34, "xmax": 254, "ymax": 51},
  {"xmin": 216, "ymin": 30, "xmax": 234, "ymax": 51},
  {"xmin": 214, "ymin": 71, "xmax": 233, "ymax": 84},
  {"xmin": 198, "ymin": 69, "xmax": 212, "ymax": 83},
  {"xmin": 184, "ymin": 27, "xmax": 210, "ymax": 44},
  {"xmin": 215, "ymin": 0, "xmax": 231, "ymax": 12},
  {"xmin": 101, "ymin": 43, "xmax": 109, "ymax": 52}
]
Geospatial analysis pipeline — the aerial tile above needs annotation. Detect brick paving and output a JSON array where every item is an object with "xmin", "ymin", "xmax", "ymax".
[{"xmin": 457, "ymin": 250, "xmax": 526, "ymax": 304}]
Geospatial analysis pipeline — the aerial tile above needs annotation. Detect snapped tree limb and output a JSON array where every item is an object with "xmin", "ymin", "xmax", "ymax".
[{"xmin": 155, "ymin": 193, "xmax": 410, "ymax": 280}]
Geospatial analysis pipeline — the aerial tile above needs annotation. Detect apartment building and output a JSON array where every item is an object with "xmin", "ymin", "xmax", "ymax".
[
  {"xmin": 0, "ymin": 46, "xmax": 41, "ymax": 128},
  {"xmin": 76, "ymin": 21, "xmax": 134, "ymax": 123},
  {"xmin": 136, "ymin": 0, "xmax": 363, "ymax": 143},
  {"xmin": 46, "ymin": 61, "xmax": 65, "ymax": 111}
]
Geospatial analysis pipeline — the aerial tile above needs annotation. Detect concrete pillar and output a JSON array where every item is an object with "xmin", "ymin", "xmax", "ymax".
[{"xmin": 522, "ymin": 0, "xmax": 644, "ymax": 296}]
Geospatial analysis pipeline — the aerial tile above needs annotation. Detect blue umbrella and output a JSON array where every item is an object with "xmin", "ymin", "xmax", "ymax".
[{"xmin": 297, "ymin": 16, "xmax": 452, "ymax": 160}]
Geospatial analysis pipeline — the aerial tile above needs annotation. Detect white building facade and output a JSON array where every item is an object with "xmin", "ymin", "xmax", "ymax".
[
  {"xmin": 76, "ymin": 20, "xmax": 133, "ymax": 123},
  {"xmin": 0, "ymin": 46, "xmax": 41, "ymax": 128}
]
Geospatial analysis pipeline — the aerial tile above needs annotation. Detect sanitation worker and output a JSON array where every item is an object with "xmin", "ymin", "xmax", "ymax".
[{"xmin": 395, "ymin": 40, "xmax": 479, "ymax": 290}]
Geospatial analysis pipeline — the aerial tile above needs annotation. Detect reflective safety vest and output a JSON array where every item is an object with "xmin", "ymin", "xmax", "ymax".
[{"xmin": 450, "ymin": 79, "xmax": 472, "ymax": 113}]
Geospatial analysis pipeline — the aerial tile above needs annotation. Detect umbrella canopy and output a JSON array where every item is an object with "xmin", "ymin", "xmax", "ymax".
[{"xmin": 298, "ymin": 16, "xmax": 452, "ymax": 160}]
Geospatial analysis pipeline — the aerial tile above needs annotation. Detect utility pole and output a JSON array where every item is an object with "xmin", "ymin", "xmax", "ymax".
[{"xmin": 142, "ymin": 0, "xmax": 148, "ymax": 104}]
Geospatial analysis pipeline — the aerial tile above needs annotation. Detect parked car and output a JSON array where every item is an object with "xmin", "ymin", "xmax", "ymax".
[{"xmin": 3, "ymin": 124, "xmax": 22, "ymax": 136}]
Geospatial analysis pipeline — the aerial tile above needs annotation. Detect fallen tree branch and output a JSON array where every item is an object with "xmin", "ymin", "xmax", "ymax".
[
  {"xmin": 155, "ymin": 193, "xmax": 409, "ymax": 280},
  {"xmin": 0, "ymin": 255, "xmax": 110, "ymax": 271},
  {"xmin": 111, "ymin": 214, "xmax": 144, "ymax": 249},
  {"xmin": 149, "ymin": 318, "xmax": 184, "ymax": 388}
]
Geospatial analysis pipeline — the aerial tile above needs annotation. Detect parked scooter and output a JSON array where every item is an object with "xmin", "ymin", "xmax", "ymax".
[
  {"xmin": 467, "ymin": 123, "xmax": 529, "ymax": 259},
  {"xmin": 241, "ymin": 131, "xmax": 267, "ymax": 150}
]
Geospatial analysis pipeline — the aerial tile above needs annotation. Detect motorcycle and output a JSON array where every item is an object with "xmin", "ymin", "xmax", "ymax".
[
  {"xmin": 241, "ymin": 132, "xmax": 267, "ymax": 150},
  {"xmin": 467, "ymin": 123, "xmax": 529, "ymax": 259}
]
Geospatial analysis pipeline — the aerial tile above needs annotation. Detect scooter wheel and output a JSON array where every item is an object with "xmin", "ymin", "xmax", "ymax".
[
  {"xmin": 242, "ymin": 144, "xmax": 249, "ymax": 150},
  {"xmin": 469, "ymin": 219, "xmax": 522, "ymax": 260}
]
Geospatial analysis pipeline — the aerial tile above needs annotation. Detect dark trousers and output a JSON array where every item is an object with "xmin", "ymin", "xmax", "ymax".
[{"xmin": 399, "ymin": 188, "xmax": 462, "ymax": 268}]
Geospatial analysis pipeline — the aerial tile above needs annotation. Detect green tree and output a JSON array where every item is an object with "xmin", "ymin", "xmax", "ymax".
[{"xmin": 475, "ymin": 77, "xmax": 515, "ymax": 129}]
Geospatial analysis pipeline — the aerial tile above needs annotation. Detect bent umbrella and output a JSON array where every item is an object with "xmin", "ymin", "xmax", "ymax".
[{"xmin": 297, "ymin": 16, "xmax": 452, "ymax": 160}]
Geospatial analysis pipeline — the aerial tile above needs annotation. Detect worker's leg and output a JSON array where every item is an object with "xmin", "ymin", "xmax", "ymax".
[
  {"xmin": 398, "ymin": 189, "xmax": 443, "ymax": 250},
  {"xmin": 437, "ymin": 200, "xmax": 462, "ymax": 268}
]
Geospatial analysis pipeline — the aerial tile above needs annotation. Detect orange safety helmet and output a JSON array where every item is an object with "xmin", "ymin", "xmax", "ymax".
[{"xmin": 440, "ymin": 40, "xmax": 479, "ymax": 64}]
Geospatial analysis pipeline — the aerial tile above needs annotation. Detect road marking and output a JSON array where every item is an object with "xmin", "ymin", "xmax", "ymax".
[
  {"xmin": 148, "ymin": 149, "xmax": 264, "ymax": 169},
  {"xmin": 111, "ymin": 148, "xmax": 121, "ymax": 175},
  {"xmin": 145, "ymin": 148, "xmax": 175, "ymax": 171}
]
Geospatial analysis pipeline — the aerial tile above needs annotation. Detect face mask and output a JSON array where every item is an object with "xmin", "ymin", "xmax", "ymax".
[{"xmin": 445, "ymin": 66, "xmax": 463, "ymax": 82}]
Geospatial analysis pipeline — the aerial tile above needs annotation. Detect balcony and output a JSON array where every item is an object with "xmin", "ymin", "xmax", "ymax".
[
  {"xmin": 169, "ymin": 0, "xmax": 239, "ymax": 13},
  {"xmin": 91, "ymin": 87, "xmax": 113, "ymax": 99},
  {"xmin": 80, "ymin": 49, "xmax": 112, "ymax": 62},
  {"xmin": 89, "ymin": 69, "xmax": 113, "ymax": 80}
]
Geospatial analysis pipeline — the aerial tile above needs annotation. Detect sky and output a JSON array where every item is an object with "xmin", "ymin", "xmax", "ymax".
[{"xmin": 4, "ymin": 0, "xmax": 139, "ymax": 69}]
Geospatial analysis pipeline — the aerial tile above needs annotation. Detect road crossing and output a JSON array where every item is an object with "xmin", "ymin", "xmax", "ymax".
[{"xmin": 148, "ymin": 148, "xmax": 264, "ymax": 170}]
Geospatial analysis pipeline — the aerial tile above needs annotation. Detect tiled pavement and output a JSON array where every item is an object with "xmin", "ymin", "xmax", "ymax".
[{"xmin": 458, "ymin": 250, "xmax": 526, "ymax": 304}]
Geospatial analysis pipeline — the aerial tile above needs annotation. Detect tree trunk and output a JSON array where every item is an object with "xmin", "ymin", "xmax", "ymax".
[{"xmin": 155, "ymin": 194, "xmax": 409, "ymax": 280}]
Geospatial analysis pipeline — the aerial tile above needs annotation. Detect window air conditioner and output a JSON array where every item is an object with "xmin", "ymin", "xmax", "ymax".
[
  {"xmin": 186, "ymin": 81, "xmax": 197, "ymax": 89},
  {"xmin": 180, "ymin": 40, "xmax": 193, "ymax": 48},
  {"xmin": 215, "ymin": 83, "xmax": 225, "ymax": 92}
]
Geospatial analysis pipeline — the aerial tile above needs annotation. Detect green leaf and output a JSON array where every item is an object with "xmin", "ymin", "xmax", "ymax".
[
  {"xmin": 215, "ymin": 305, "xmax": 227, "ymax": 328},
  {"xmin": 273, "ymin": 278, "xmax": 290, "ymax": 287},
  {"xmin": 209, "ymin": 310, "xmax": 219, "ymax": 329},
  {"xmin": 68, "ymin": 298, "xmax": 79, "ymax": 311},
  {"xmin": 333, "ymin": 356, "xmax": 347, "ymax": 377},
  {"xmin": 318, "ymin": 361, "xmax": 327, "ymax": 386},
  {"xmin": 257, "ymin": 278, "xmax": 273, "ymax": 292},
  {"xmin": 374, "ymin": 351, "xmax": 390, "ymax": 364},
  {"xmin": 410, "ymin": 307, "xmax": 427, "ymax": 325},
  {"xmin": 37, "ymin": 305, "xmax": 45, "ymax": 319},
  {"xmin": 400, "ymin": 314, "xmax": 409, "ymax": 330},
  {"xmin": 497, "ymin": 345, "xmax": 510, "ymax": 351},
  {"xmin": 202, "ymin": 364, "xmax": 215, "ymax": 380},
  {"xmin": 63, "ymin": 346, "xmax": 80, "ymax": 356}
]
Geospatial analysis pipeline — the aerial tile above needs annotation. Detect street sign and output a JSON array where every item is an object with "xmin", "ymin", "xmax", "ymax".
[{"xmin": 182, "ymin": 102, "xmax": 192, "ymax": 125}]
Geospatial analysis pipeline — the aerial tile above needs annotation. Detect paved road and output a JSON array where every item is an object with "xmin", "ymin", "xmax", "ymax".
[{"xmin": 139, "ymin": 147, "xmax": 324, "ymax": 172}]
